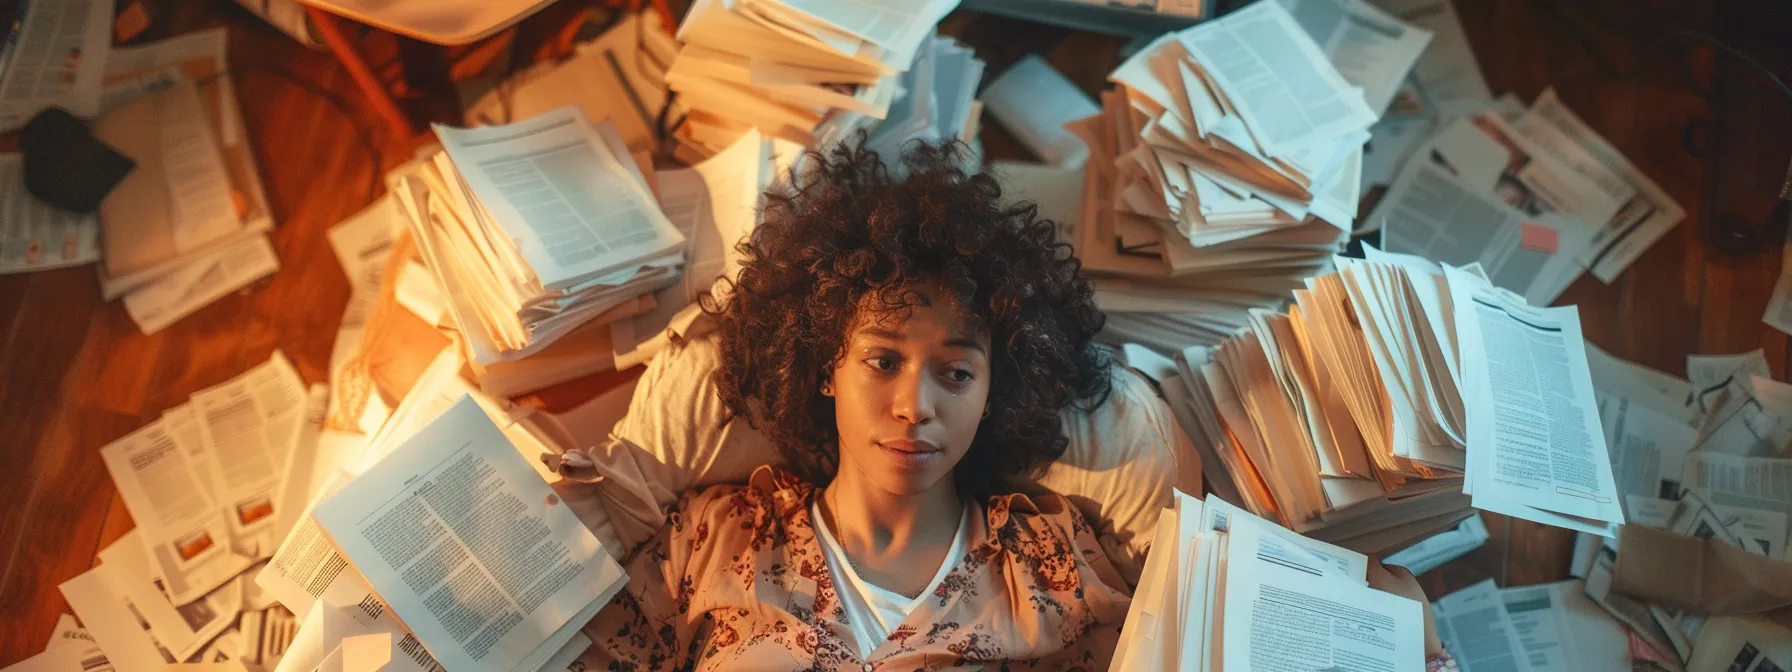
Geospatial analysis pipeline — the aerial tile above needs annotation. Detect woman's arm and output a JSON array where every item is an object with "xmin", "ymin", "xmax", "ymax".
[{"xmin": 1365, "ymin": 560, "xmax": 1451, "ymax": 663}]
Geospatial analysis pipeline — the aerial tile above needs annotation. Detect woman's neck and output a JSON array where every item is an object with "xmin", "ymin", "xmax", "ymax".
[{"xmin": 821, "ymin": 462, "xmax": 963, "ymax": 557}]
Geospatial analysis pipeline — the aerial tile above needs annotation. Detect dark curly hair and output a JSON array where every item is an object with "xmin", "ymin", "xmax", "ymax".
[{"xmin": 701, "ymin": 138, "xmax": 1112, "ymax": 498}]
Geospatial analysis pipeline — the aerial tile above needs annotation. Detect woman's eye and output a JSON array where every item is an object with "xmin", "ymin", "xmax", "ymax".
[
  {"xmin": 947, "ymin": 368, "xmax": 973, "ymax": 383},
  {"xmin": 863, "ymin": 356, "xmax": 897, "ymax": 371}
]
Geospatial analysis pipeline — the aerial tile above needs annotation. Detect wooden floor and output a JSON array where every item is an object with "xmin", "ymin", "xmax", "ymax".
[{"xmin": 2, "ymin": 0, "xmax": 1787, "ymax": 663}]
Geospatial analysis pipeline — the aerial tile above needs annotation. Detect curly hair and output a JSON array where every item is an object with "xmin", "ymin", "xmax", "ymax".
[{"xmin": 701, "ymin": 138, "xmax": 1112, "ymax": 498}]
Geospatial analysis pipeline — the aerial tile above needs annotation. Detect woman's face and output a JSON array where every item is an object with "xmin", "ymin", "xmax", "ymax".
[{"xmin": 825, "ymin": 283, "xmax": 991, "ymax": 497}]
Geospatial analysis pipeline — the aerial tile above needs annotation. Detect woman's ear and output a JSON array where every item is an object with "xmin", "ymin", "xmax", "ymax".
[{"xmin": 821, "ymin": 374, "xmax": 835, "ymax": 397}]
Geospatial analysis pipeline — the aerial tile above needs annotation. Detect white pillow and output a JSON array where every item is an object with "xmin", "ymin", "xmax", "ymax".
[{"xmin": 558, "ymin": 334, "xmax": 1186, "ymax": 584}]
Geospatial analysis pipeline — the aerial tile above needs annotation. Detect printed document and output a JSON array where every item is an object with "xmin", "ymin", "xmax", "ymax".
[
  {"xmin": 0, "ymin": 153, "xmax": 100, "ymax": 274},
  {"xmin": 1598, "ymin": 394, "xmax": 1697, "ymax": 504},
  {"xmin": 312, "ymin": 397, "xmax": 626, "ymax": 672},
  {"xmin": 96, "ymin": 530, "xmax": 241, "ymax": 662},
  {"xmin": 0, "ymin": 0, "xmax": 111, "ymax": 130},
  {"xmin": 1277, "ymin": 0, "xmax": 1433, "ymax": 115},
  {"xmin": 1180, "ymin": 1, "xmax": 1378, "ymax": 159},
  {"xmin": 433, "ymin": 106, "xmax": 686, "ymax": 291},
  {"xmin": 1498, "ymin": 580, "xmax": 1630, "ymax": 672},
  {"xmin": 1432, "ymin": 579, "xmax": 1532, "ymax": 672},
  {"xmin": 1370, "ymin": 0, "xmax": 1490, "ymax": 106},
  {"xmin": 191, "ymin": 350, "xmax": 309, "ymax": 555},
  {"xmin": 1383, "ymin": 514, "xmax": 1488, "ymax": 576},
  {"xmin": 97, "ymin": 414, "xmax": 254, "ymax": 605},
  {"xmin": 1447, "ymin": 265, "xmax": 1625, "ymax": 535},
  {"xmin": 1221, "ymin": 513, "xmax": 1424, "ymax": 671},
  {"xmin": 1686, "ymin": 617, "xmax": 1792, "ymax": 672}
]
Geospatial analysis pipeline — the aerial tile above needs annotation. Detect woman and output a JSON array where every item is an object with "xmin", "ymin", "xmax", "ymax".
[{"xmin": 585, "ymin": 139, "xmax": 1127, "ymax": 670}]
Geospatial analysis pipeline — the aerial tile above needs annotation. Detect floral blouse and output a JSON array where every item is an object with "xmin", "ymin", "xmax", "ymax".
[{"xmin": 581, "ymin": 465, "xmax": 1133, "ymax": 671}]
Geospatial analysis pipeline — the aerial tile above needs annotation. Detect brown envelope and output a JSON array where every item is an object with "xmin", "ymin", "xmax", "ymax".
[{"xmin": 1612, "ymin": 525, "xmax": 1792, "ymax": 629}]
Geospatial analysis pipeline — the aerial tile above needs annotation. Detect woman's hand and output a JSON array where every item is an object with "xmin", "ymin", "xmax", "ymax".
[{"xmin": 1366, "ymin": 559, "xmax": 1444, "ymax": 656}]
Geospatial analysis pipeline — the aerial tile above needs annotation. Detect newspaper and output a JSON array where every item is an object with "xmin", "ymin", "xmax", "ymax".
[
  {"xmin": 1432, "ymin": 579, "xmax": 1533, "ymax": 672},
  {"xmin": 0, "ymin": 0, "xmax": 111, "ymax": 130},
  {"xmin": 95, "ymin": 530, "xmax": 241, "ymax": 662},
  {"xmin": 1685, "ymin": 617, "xmax": 1792, "ymax": 672},
  {"xmin": 190, "ymin": 351, "xmax": 309, "ymax": 557},
  {"xmin": 1447, "ymin": 265, "xmax": 1624, "ymax": 535},
  {"xmin": 0, "ymin": 153, "xmax": 100, "ymax": 274},
  {"xmin": 1686, "ymin": 452, "xmax": 1792, "ymax": 560},
  {"xmin": 1598, "ymin": 393, "xmax": 1698, "ymax": 505},
  {"xmin": 1369, "ymin": 0, "xmax": 1490, "ymax": 108}
]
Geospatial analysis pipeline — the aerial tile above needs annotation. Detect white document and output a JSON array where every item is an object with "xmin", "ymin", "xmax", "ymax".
[
  {"xmin": 1767, "ymin": 225, "xmax": 1792, "ymax": 337},
  {"xmin": 0, "ymin": 153, "xmax": 100, "ymax": 274},
  {"xmin": 312, "ymin": 397, "xmax": 627, "ymax": 672},
  {"xmin": 1220, "ymin": 514, "xmax": 1424, "ymax": 672},
  {"xmin": 1432, "ymin": 579, "xmax": 1533, "ymax": 672},
  {"xmin": 0, "ymin": 0, "xmax": 111, "ymax": 130},
  {"xmin": 191, "ymin": 350, "xmax": 309, "ymax": 556},
  {"xmin": 97, "ymin": 415, "xmax": 253, "ymax": 606},
  {"xmin": 1379, "ymin": 161, "xmax": 1588, "ymax": 306},
  {"xmin": 60, "ymin": 565, "xmax": 178, "ymax": 672},
  {"xmin": 123, "ymin": 234, "xmax": 280, "ymax": 335},
  {"xmin": 1598, "ymin": 393, "xmax": 1697, "ymax": 503},
  {"xmin": 1584, "ymin": 342, "xmax": 1693, "ymax": 421},
  {"xmin": 1515, "ymin": 89, "xmax": 1686, "ymax": 283},
  {"xmin": 982, "ymin": 55, "xmax": 1099, "ymax": 168},
  {"xmin": 1383, "ymin": 514, "xmax": 1488, "ymax": 576},
  {"xmin": 1277, "ymin": 0, "xmax": 1433, "ymax": 115},
  {"xmin": 96, "ymin": 530, "xmax": 241, "ymax": 662},
  {"xmin": 0, "ymin": 642, "xmax": 111, "ymax": 672},
  {"xmin": 1180, "ymin": 0, "xmax": 1379, "ymax": 158},
  {"xmin": 272, "ymin": 599, "xmax": 444, "ymax": 672},
  {"xmin": 46, "ymin": 613, "xmax": 96, "ymax": 651},
  {"xmin": 1447, "ymin": 265, "xmax": 1625, "ymax": 535},
  {"xmin": 1499, "ymin": 580, "xmax": 1630, "ymax": 672},
  {"xmin": 1370, "ymin": 0, "xmax": 1490, "ymax": 106},
  {"xmin": 432, "ymin": 106, "xmax": 686, "ymax": 291},
  {"xmin": 1686, "ymin": 453, "xmax": 1792, "ymax": 559},
  {"xmin": 1687, "ymin": 350, "xmax": 1771, "ymax": 402}
]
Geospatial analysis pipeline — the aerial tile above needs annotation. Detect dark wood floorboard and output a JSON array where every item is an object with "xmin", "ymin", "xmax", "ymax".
[{"xmin": 2, "ymin": 0, "xmax": 1787, "ymax": 663}]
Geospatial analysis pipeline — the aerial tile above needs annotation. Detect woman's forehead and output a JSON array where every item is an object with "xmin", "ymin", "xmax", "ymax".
[{"xmin": 848, "ymin": 284, "xmax": 988, "ymax": 347}]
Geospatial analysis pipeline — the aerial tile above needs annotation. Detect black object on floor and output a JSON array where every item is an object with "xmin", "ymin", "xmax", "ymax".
[{"xmin": 20, "ymin": 107, "xmax": 136, "ymax": 215}]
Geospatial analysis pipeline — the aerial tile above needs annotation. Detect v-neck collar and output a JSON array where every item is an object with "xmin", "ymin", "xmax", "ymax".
[{"xmin": 811, "ymin": 499, "xmax": 970, "ymax": 609}]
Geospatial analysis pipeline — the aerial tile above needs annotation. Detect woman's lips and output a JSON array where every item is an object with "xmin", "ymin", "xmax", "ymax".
[{"xmin": 876, "ymin": 439, "xmax": 942, "ymax": 469}]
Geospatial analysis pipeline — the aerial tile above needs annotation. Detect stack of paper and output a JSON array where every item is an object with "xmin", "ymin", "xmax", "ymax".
[
  {"xmin": 1112, "ymin": 490, "xmax": 1427, "ymax": 671},
  {"xmin": 665, "ymin": 0, "xmax": 960, "ymax": 158},
  {"xmin": 1159, "ymin": 248, "xmax": 1626, "ymax": 552},
  {"xmin": 392, "ymin": 107, "xmax": 793, "ymax": 397},
  {"xmin": 65, "ymin": 351, "xmax": 320, "ymax": 671},
  {"xmin": 817, "ymin": 35, "xmax": 988, "ymax": 170},
  {"xmin": 86, "ymin": 30, "xmax": 279, "ymax": 334},
  {"xmin": 1067, "ymin": 1, "xmax": 1397, "ymax": 352},
  {"xmin": 391, "ymin": 107, "xmax": 686, "ymax": 395}
]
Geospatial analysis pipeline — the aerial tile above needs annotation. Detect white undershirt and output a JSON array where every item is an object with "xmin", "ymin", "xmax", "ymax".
[{"xmin": 811, "ymin": 500, "xmax": 971, "ymax": 658}]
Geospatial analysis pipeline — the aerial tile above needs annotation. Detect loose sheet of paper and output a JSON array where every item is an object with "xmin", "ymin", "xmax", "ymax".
[
  {"xmin": 1432, "ymin": 579, "xmax": 1533, "ymax": 672},
  {"xmin": 312, "ymin": 397, "xmax": 626, "ymax": 672},
  {"xmin": 1447, "ymin": 265, "xmax": 1625, "ymax": 534},
  {"xmin": 123, "ymin": 234, "xmax": 279, "ymax": 335},
  {"xmin": 1277, "ymin": 0, "xmax": 1433, "ymax": 115},
  {"xmin": 0, "ymin": 0, "xmax": 112, "ymax": 130}
]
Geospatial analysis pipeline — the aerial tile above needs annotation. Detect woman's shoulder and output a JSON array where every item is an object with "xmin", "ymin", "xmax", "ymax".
[
  {"xmin": 981, "ymin": 489, "xmax": 1094, "ymax": 538},
  {"xmin": 665, "ymin": 464, "xmax": 813, "ymax": 527}
]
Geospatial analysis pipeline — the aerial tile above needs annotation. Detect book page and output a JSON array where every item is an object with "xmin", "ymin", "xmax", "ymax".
[
  {"xmin": 1446, "ymin": 265, "xmax": 1625, "ymax": 534},
  {"xmin": 432, "ymin": 107, "xmax": 686, "ymax": 291},
  {"xmin": 312, "ymin": 397, "xmax": 625, "ymax": 672},
  {"xmin": 1180, "ymin": 1, "xmax": 1377, "ymax": 159}
]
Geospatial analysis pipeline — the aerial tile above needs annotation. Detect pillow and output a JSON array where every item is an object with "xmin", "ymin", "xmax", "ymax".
[{"xmin": 553, "ymin": 334, "xmax": 1187, "ymax": 585}]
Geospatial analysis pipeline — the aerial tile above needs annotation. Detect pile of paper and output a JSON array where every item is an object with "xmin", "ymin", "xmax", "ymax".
[
  {"xmin": 391, "ymin": 107, "xmax": 686, "ymax": 395},
  {"xmin": 1068, "ymin": 1, "xmax": 1400, "ymax": 351},
  {"xmin": 1158, "ymin": 247, "xmax": 1626, "ymax": 552},
  {"xmin": 665, "ymin": 0, "xmax": 960, "ymax": 158},
  {"xmin": 1561, "ymin": 346, "xmax": 1792, "ymax": 668},
  {"xmin": 815, "ymin": 35, "xmax": 987, "ymax": 170},
  {"xmin": 1112, "ymin": 490, "xmax": 1427, "ymax": 671},
  {"xmin": 390, "ymin": 106, "xmax": 794, "ymax": 397},
  {"xmin": 1430, "ymin": 578, "xmax": 1635, "ymax": 671},
  {"xmin": 58, "ymin": 351, "xmax": 318, "ymax": 671}
]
